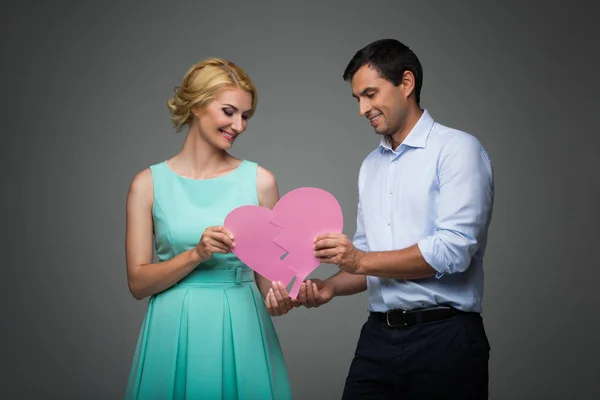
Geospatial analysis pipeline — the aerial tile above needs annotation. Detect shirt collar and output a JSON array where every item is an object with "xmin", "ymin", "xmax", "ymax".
[{"xmin": 378, "ymin": 109, "xmax": 434, "ymax": 153}]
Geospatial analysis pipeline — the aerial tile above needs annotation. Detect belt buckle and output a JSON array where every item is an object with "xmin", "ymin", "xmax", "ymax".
[{"xmin": 386, "ymin": 309, "xmax": 408, "ymax": 327}]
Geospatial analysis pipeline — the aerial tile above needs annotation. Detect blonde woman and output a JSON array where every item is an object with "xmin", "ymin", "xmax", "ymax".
[{"xmin": 124, "ymin": 58, "xmax": 294, "ymax": 399}]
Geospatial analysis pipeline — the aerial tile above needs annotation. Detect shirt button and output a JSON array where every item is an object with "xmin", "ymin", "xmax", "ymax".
[
  {"xmin": 387, "ymin": 221, "xmax": 391, "ymax": 226},
  {"xmin": 389, "ymin": 189, "xmax": 393, "ymax": 195}
]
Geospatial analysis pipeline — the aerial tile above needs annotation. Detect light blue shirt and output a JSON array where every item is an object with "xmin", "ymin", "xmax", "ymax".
[{"xmin": 353, "ymin": 109, "xmax": 494, "ymax": 313}]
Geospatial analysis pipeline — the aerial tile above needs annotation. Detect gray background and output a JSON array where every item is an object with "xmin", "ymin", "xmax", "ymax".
[{"xmin": 2, "ymin": 1, "xmax": 598, "ymax": 399}]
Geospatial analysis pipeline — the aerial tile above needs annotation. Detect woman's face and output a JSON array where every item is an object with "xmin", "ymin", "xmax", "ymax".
[{"xmin": 193, "ymin": 87, "xmax": 253, "ymax": 149}]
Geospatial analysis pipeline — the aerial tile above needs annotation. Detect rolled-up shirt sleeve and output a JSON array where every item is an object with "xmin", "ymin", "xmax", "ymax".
[{"xmin": 417, "ymin": 137, "xmax": 494, "ymax": 278}]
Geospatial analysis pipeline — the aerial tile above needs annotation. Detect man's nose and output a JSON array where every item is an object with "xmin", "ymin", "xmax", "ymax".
[{"xmin": 359, "ymin": 99, "xmax": 371, "ymax": 116}]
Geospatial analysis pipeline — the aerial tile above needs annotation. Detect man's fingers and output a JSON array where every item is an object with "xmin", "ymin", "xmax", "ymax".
[
  {"xmin": 313, "ymin": 233, "xmax": 328, "ymax": 243},
  {"xmin": 312, "ymin": 283, "xmax": 321, "ymax": 304},
  {"xmin": 305, "ymin": 280, "xmax": 319, "ymax": 307},
  {"xmin": 314, "ymin": 233, "xmax": 343, "ymax": 243},
  {"xmin": 303, "ymin": 280, "xmax": 312, "ymax": 305},
  {"xmin": 315, "ymin": 248, "xmax": 339, "ymax": 259},
  {"xmin": 314, "ymin": 238, "xmax": 340, "ymax": 251},
  {"xmin": 297, "ymin": 283, "xmax": 309, "ymax": 305},
  {"xmin": 299, "ymin": 282, "xmax": 314, "ymax": 308}
]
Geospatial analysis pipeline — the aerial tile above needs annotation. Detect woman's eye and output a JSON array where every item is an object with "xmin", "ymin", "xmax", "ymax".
[{"xmin": 223, "ymin": 109, "xmax": 233, "ymax": 117}]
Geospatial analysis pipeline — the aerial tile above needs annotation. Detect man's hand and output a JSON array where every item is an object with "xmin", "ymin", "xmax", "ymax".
[
  {"xmin": 314, "ymin": 233, "xmax": 366, "ymax": 274},
  {"xmin": 297, "ymin": 279, "xmax": 335, "ymax": 308}
]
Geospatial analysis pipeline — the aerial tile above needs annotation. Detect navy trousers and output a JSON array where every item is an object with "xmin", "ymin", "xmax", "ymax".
[{"xmin": 342, "ymin": 312, "xmax": 490, "ymax": 399}]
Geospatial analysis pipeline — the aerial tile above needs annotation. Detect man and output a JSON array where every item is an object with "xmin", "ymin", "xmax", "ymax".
[{"xmin": 297, "ymin": 39, "xmax": 494, "ymax": 399}]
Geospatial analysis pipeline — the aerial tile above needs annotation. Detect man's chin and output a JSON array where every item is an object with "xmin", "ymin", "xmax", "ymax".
[{"xmin": 373, "ymin": 127, "xmax": 389, "ymax": 136}]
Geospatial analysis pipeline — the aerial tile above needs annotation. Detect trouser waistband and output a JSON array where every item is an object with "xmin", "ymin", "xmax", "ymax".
[{"xmin": 370, "ymin": 307, "xmax": 468, "ymax": 328}]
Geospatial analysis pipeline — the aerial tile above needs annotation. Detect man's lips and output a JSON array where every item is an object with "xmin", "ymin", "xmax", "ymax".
[{"xmin": 368, "ymin": 113, "xmax": 382, "ymax": 126}]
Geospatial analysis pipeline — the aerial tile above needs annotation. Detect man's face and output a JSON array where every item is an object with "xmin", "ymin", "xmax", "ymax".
[{"xmin": 350, "ymin": 65, "xmax": 408, "ymax": 139}]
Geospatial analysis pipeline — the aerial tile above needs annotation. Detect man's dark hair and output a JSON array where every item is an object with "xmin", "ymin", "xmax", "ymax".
[{"xmin": 343, "ymin": 39, "xmax": 423, "ymax": 105}]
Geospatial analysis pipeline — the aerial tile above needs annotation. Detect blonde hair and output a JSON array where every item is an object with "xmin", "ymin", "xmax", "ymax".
[{"xmin": 167, "ymin": 58, "xmax": 258, "ymax": 131}]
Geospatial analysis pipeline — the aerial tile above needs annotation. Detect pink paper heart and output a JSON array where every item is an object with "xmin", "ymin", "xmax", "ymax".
[
  {"xmin": 223, "ymin": 205, "xmax": 298, "ymax": 285},
  {"xmin": 224, "ymin": 187, "xmax": 344, "ymax": 298}
]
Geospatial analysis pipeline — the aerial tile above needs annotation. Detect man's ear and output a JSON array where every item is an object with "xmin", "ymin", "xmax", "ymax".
[{"xmin": 401, "ymin": 70, "xmax": 416, "ymax": 100}]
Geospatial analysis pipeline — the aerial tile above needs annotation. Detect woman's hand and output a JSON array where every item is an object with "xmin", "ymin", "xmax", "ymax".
[
  {"xmin": 193, "ymin": 226, "xmax": 235, "ymax": 262},
  {"xmin": 265, "ymin": 281, "xmax": 296, "ymax": 317}
]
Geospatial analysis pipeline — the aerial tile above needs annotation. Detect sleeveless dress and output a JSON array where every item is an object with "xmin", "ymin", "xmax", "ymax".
[{"xmin": 124, "ymin": 160, "xmax": 293, "ymax": 400}]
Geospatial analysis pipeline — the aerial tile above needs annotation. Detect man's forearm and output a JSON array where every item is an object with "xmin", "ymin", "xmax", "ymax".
[
  {"xmin": 356, "ymin": 244, "xmax": 437, "ymax": 280},
  {"xmin": 328, "ymin": 270, "xmax": 367, "ymax": 296}
]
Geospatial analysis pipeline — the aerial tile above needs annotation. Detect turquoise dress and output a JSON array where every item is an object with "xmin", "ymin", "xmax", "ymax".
[{"xmin": 124, "ymin": 160, "xmax": 293, "ymax": 400}]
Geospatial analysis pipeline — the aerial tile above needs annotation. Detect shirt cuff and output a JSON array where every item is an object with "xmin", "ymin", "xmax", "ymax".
[{"xmin": 417, "ymin": 237, "xmax": 446, "ymax": 279}]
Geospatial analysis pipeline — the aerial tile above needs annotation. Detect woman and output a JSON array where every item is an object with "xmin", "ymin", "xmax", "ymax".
[{"xmin": 124, "ymin": 58, "xmax": 294, "ymax": 399}]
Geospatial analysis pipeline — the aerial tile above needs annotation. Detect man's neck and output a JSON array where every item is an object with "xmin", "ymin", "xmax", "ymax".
[{"xmin": 390, "ymin": 106, "xmax": 423, "ymax": 150}]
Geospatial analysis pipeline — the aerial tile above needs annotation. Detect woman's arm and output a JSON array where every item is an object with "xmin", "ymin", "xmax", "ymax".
[{"xmin": 125, "ymin": 168, "xmax": 233, "ymax": 300}]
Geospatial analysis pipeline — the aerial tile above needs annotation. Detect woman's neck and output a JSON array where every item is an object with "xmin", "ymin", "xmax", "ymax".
[{"xmin": 169, "ymin": 128, "xmax": 232, "ymax": 179}]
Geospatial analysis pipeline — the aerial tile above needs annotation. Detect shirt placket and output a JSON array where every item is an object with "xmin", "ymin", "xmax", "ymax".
[
  {"xmin": 385, "ymin": 151, "xmax": 397, "ymax": 248},
  {"xmin": 380, "ymin": 149, "xmax": 401, "ymax": 296}
]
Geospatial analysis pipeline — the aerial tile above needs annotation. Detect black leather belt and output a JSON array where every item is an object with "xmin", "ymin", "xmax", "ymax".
[{"xmin": 370, "ymin": 307, "xmax": 464, "ymax": 328}]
